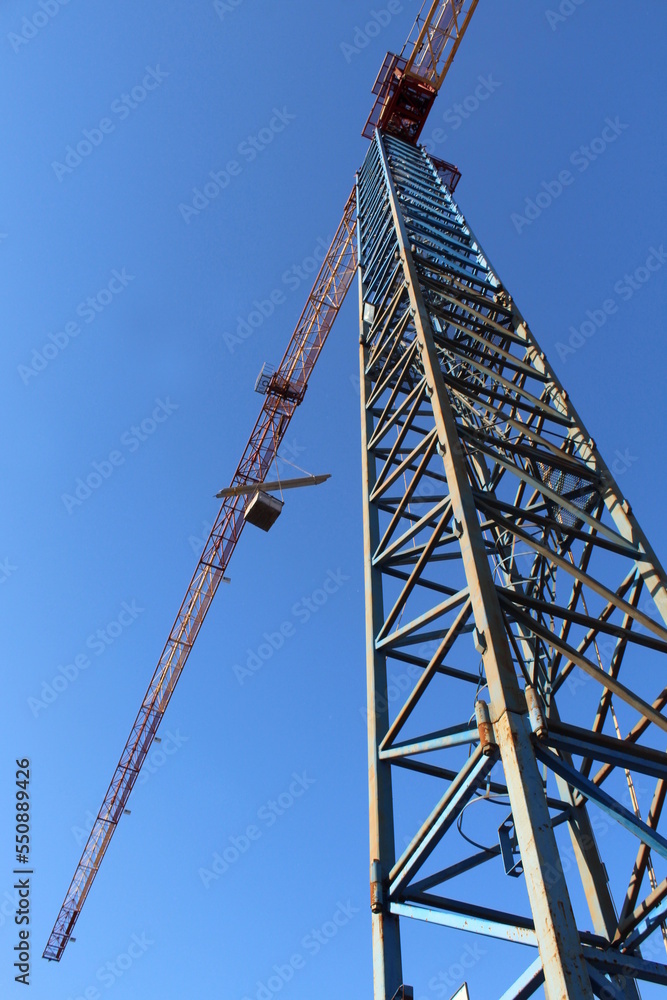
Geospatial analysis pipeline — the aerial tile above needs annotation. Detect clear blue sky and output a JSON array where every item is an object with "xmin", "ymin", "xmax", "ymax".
[{"xmin": 2, "ymin": 1, "xmax": 667, "ymax": 998}]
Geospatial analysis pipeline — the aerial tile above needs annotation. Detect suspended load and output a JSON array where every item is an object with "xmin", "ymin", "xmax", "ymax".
[{"xmin": 243, "ymin": 490, "xmax": 284, "ymax": 532}]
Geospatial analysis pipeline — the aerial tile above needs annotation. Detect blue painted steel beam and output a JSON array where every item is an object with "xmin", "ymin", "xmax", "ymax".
[
  {"xmin": 375, "ymin": 592, "xmax": 470, "ymax": 648},
  {"xmin": 497, "ymin": 956, "xmax": 544, "ymax": 1000},
  {"xmin": 388, "ymin": 900, "xmax": 538, "ymax": 946},
  {"xmin": 409, "ymin": 845, "xmax": 501, "ymax": 893},
  {"xmin": 588, "ymin": 969, "xmax": 627, "ymax": 1000},
  {"xmin": 389, "ymin": 746, "xmax": 496, "ymax": 896},
  {"xmin": 582, "ymin": 946, "xmax": 667, "ymax": 986},
  {"xmin": 621, "ymin": 895, "xmax": 667, "ymax": 951},
  {"xmin": 545, "ymin": 721, "xmax": 667, "ymax": 781},
  {"xmin": 534, "ymin": 743, "xmax": 667, "ymax": 860},
  {"xmin": 359, "ymin": 167, "xmax": 403, "ymax": 997},
  {"xmin": 379, "ymin": 723, "xmax": 479, "ymax": 759}
]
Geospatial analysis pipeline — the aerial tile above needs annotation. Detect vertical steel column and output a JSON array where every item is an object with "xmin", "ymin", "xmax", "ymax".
[{"xmin": 358, "ymin": 181, "xmax": 404, "ymax": 1000}]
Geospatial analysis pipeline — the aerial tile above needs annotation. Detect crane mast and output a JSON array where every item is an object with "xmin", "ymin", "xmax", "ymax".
[
  {"xmin": 357, "ymin": 130, "xmax": 667, "ymax": 999},
  {"xmin": 44, "ymin": 3, "xmax": 667, "ymax": 998}
]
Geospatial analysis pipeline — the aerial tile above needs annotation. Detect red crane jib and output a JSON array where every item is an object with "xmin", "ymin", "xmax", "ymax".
[{"xmin": 42, "ymin": 191, "xmax": 358, "ymax": 963}]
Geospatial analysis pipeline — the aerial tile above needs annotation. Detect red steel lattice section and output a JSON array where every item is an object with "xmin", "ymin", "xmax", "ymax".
[{"xmin": 43, "ymin": 189, "xmax": 358, "ymax": 963}]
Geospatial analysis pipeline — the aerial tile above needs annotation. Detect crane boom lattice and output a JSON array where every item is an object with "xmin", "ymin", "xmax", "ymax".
[{"xmin": 43, "ymin": 191, "xmax": 357, "ymax": 963}]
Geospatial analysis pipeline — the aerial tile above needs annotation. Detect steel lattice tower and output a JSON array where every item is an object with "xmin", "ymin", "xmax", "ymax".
[
  {"xmin": 358, "ymin": 131, "xmax": 667, "ymax": 999},
  {"xmin": 43, "ymin": 6, "xmax": 667, "ymax": 996}
]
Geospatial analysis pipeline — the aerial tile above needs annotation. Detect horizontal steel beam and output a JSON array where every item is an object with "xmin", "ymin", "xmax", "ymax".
[
  {"xmin": 380, "ymin": 723, "xmax": 479, "ymax": 759},
  {"xmin": 582, "ymin": 945, "xmax": 667, "ymax": 986},
  {"xmin": 388, "ymin": 901, "xmax": 537, "ymax": 946},
  {"xmin": 546, "ymin": 721, "xmax": 667, "ymax": 782}
]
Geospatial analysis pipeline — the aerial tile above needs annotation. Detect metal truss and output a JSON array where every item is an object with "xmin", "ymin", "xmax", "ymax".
[
  {"xmin": 363, "ymin": 0, "xmax": 479, "ymax": 142},
  {"xmin": 401, "ymin": 0, "xmax": 479, "ymax": 90},
  {"xmin": 43, "ymin": 191, "xmax": 358, "ymax": 963},
  {"xmin": 357, "ymin": 131, "xmax": 667, "ymax": 999}
]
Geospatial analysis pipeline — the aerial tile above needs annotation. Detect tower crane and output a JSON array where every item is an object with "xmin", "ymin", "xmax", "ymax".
[{"xmin": 45, "ymin": 3, "xmax": 667, "ymax": 998}]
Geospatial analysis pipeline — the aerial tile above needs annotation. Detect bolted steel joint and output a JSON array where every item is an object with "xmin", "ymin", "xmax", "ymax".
[
  {"xmin": 370, "ymin": 859, "xmax": 384, "ymax": 913},
  {"xmin": 475, "ymin": 699, "xmax": 497, "ymax": 756}
]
